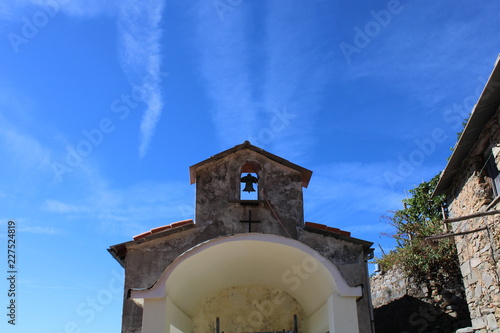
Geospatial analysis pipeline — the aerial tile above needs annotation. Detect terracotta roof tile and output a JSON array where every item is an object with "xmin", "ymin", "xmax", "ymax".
[
  {"xmin": 305, "ymin": 222, "xmax": 327, "ymax": 230},
  {"xmin": 150, "ymin": 225, "xmax": 172, "ymax": 233},
  {"xmin": 305, "ymin": 222, "xmax": 351, "ymax": 237},
  {"xmin": 338, "ymin": 230, "xmax": 351, "ymax": 237},
  {"xmin": 132, "ymin": 231, "xmax": 152, "ymax": 241},
  {"xmin": 133, "ymin": 219, "xmax": 194, "ymax": 241},
  {"xmin": 326, "ymin": 226, "xmax": 340, "ymax": 233},
  {"xmin": 170, "ymin": 220, "xmax": 192, "ymax": 228}
]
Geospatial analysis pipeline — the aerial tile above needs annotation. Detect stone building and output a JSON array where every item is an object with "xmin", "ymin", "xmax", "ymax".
[
  {"xmin": 434, "ymin": 56, "xmax": 500, "ymax": 332},
  {"xmin": 370, "ymin": 266, "xmax": 470, "ymax": 333},
  {"xmin": 108, "ymin": 141, "xmax": 375, "ymax": 333}
]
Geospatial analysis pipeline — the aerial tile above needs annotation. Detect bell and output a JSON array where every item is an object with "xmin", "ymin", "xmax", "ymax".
[
  {"xmin": 243, "ymin": 182, "xmax": 256, "ymax": 193},
  {"xmin": 241, "ymin": 173, "xmax": 258, "ymax": 193}
]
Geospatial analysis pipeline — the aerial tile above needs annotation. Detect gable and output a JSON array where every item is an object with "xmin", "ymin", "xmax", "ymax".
[
  {"xmin": 189, "ymin": 141, "xmax": 312, "ymax": 188},
  {"xmin": 435, "ymin": 56, "xmax": 500, "ymax": 195}
]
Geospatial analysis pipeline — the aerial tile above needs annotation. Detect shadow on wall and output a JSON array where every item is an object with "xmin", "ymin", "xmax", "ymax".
[{"xmin": 374, "ymin": 295, "xmax": 471, "ymax": 333}]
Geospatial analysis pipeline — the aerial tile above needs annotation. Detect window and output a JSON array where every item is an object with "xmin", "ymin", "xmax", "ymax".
[
  {"xmin": 485, "ymin": 150, "xmax": 500, "ymax": 197},
  {"xmin": 240, "ymin": 172, "xmax": 258, "ymax": 200},
  {"xmin": 239, "ymin": 161, "xmax": 261, "ymax": 200}
]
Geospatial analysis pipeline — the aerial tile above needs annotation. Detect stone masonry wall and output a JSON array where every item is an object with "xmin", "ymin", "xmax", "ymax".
[
  {"xmin": 370, "ymin": 266, "xmax": 470, "ymax": 332},
  {"xmin": 446, "ymin": 111, "xmax": 500, "ymax": 332},
  {"xmin": 448, "ymin": 173, "xmax": 500, "ymax": 332},
  {"xmin": 194, "ymin": 149, "xmax": 304, "ymax": 238}
]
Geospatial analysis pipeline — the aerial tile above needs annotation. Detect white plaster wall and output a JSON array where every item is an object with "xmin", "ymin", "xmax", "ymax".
[
  {"xmin": 166, "ymin": 298, "xmax": 192, "ymax": 333},
  {"xmin": 192, "ymin": 285, "xmax": 304, "ymax": 333},
  {"xmin": 329, "ymin": 294, "xmax": 359, "ymax": 333},
  {"xmin": 305, "ymin": 301, "xmax": 329, "ymax": 333},
  {"xmin": 142, "ymin": 299, "xmax": 166, "ymax": 333}
]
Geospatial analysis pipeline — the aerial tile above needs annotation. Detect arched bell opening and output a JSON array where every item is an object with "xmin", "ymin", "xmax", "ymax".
[
  {"xmin": 240, "ymin": 161, "xmax": 262, "ymax": 200},
  {"xmin": 130, "ymin": 234, "xmax": 362, "ymax": 333}
]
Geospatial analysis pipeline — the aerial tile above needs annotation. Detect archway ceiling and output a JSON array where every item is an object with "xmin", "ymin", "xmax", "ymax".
[{"xmin": 165, "ymin": 239, "xmax": 335, "ymax": 317}]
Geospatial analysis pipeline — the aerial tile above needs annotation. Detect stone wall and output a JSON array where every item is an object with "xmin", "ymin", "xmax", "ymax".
[
  {"xmin": 194, "ymin": 149, "xmax": 304, "ymax": 238},
  {"xmin": 449, "ymin": 178, "xmax": 500, "ymax": 332},
  {"xmin": 192, "ymin": 285, "xmax": 303, "ymax": 332},
  {"xmin": 370, "ymin": 266, "xmax": 470, "ymax": 332},
  {"xmin": 446, "ymin": 111, "xmax": 500, "ymax": 332}
]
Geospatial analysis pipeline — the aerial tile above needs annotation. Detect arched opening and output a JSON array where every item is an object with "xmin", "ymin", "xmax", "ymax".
[
  {"xmin": 130, "ymin": 234, "xmax": 361, "ymax": 333},
  {"xmin": 240, "ymin": 162, "xmax": 262, "ymax": 200},
  {"xmin": 240, "ymin": 172, "xmax": 259, "ymax": 200}
]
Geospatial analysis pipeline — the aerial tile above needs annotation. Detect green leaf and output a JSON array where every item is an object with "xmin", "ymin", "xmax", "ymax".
[{"xmin": 376, "ymin": 174, "xmax": 459, "ymax": 278}]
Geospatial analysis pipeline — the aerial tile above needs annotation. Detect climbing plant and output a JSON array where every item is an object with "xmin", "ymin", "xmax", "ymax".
[{"xmin": 377, "ymin": 174, "xmax": 460, "ymax": 278}]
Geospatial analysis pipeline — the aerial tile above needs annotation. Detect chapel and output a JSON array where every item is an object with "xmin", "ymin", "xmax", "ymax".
[{"xmin": 108, "ymin": 141, "xmax": 375, "ymax": 333}]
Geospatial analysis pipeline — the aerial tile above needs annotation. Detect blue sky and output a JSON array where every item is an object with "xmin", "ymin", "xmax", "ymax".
[{"xmin": 0, "ymin": 0, "xmax": 499, "ymax": 331}]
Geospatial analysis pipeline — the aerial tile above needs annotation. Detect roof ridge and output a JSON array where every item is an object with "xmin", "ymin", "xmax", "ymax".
[
  {"xmin": 133, "ymin": 219, "xmax": 194, "ymax": 241},
  {"xmin": 304, "ymin": 221, "xmax": 351, "ymax": 237}
]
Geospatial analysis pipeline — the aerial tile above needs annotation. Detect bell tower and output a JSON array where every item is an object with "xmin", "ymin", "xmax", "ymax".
[
  {"xmin": 189, "ymin": 141, "xmax": 312, "ymax": 238},
  {"xmin": 110, "ymin": 141, "xmax": 374, "ymax": 333}
]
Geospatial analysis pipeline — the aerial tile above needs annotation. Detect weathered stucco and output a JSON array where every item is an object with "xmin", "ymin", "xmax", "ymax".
[
  {"xmin": 120, "ymin": 225, "xmax": 373, "ymax": 333},
  {"xmin": 298, "ymin": 229, "xmax": 373, "ymax": 333},
  {"xmin": 192, "ymin": 285, "xmax": 304, "ymax": 332},
  {"xmin": 194, "ymin": 149, "xmax": 304, "ymax": 238},
  {"xmin": 109, "ymin": 143, "xmax": 374, "ymax": 333}
]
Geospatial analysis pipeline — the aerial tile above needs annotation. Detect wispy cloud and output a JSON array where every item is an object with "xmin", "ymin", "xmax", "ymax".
[
  {"xmin": 0, "ymin": 114, "xmax": 54, "ymax": 190},
  {"xmin": 0, "ymin": 93, "xmax": 190, "ymax": 238},
  {"xmin": 93, "ymin": 181, "xmax": 194, "ymax": 235},
  {"xmin": 260, "ymin": 2, "xmax": 337, "ymax": 161},
  {"xmin": 192, "ymin": 1, "xmax": 258, "ymax": 147},
  {"xmin": 342, "ymin": 1, "xmax": 500, "ymax": 102},
  {"xmin": 190, "ymin": 2, "xmax": 338, "ymax": 161},
  {"xmin": 1, "ymin": 0, "xmax": 165, "ymax": 158},
  {"xmin": 0, "ymin": 125, "xmax": 52, "ymax": 171},
  {"xmin": 303, "ymin": 159, "xmax": 445, "ymax": 239},
  {"xmin": 18, "ymin": 226, "xmax": 63, "ymax": 234},
  {"xmin": 41, "ymin": 180, "xmax": 194, "ymax": 237},
  {"xmin": 117, "ymin": 0, "xmax": 165, "ymax": 158},
  {"xmin": 0, "ymin": 126, "xmax": 191, "ymax": 239},
  {"xmin": 42, "ymin": 199, "xmax": 86, "ymax": 214},
  {"xmin": 0, "ymin": 218, "xmax": 63, "ymax": 235},
  {"xmin": 24, "ymin": 284, "xmax": 76, "ymax": 290},
  {"xmin": 0, "ymin": 0, "xmax": 119, "ymax": 22},
  {"xmin": 348, "ymin": 222, "xmax": 394, "ymax": 235},
  {"xmin": 304, "ymin": 162, "xmax": 405, "ymax": 231}
]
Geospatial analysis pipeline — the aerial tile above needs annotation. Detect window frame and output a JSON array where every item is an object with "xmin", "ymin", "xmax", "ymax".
[{"xmin": 485, "ymin": 147, "xmax": 500, "ymax": 197}]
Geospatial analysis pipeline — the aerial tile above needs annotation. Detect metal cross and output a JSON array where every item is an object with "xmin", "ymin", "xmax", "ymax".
[{"xmin": 239, "ymin": 210, "xmax": 260, "ymax": 232}]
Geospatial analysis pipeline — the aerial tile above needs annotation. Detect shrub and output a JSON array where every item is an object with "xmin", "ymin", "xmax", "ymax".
[{"xmin": 376, "ymin": 174, "xmax": 459, "ymax": 278}]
